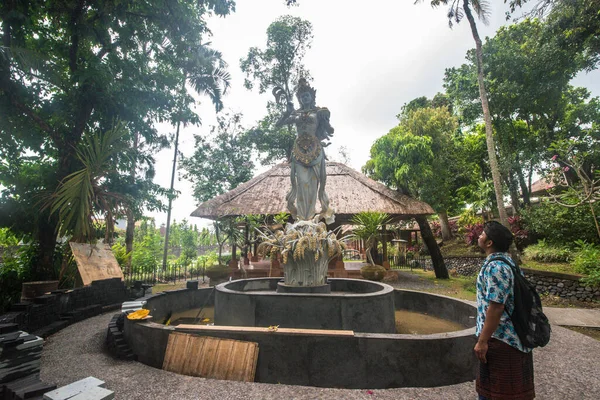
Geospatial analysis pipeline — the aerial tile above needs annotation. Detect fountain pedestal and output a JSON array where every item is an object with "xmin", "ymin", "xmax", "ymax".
[{"xmin": 276, "ymin": 282, "xmax": 331, "ymax": 294}]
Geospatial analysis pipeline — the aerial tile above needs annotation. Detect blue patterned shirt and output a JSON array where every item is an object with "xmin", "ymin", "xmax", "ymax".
[{"xmin": 476, "ymin": 252, "xmax": 531, "ymax": 353}]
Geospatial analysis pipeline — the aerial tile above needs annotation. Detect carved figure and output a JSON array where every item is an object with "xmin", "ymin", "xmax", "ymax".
[{"xmin": 276, "ymin": 78, "xmax": 335, "ymax": 224}]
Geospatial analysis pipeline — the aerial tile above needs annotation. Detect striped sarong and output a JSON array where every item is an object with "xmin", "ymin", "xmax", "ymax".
[{"xmin": 476, "ymin": 338, "xmax": 535, "ymax": 400}]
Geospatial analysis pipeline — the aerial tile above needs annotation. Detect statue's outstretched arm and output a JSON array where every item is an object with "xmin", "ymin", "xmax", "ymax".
[{"xmin": 275, "ymin": 102, "xmax": 295, "ymax": 128}]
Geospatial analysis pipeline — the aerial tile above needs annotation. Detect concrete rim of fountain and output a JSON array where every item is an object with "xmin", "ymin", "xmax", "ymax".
[{"xmin": 123, "ymin": 282, "xmax": 478, "ymax": 388}]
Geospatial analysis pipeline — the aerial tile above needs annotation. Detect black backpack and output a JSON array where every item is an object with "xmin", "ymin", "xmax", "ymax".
[{"xmin": 485, "ymin": 256, "xmax": 551, "ymax": 349}]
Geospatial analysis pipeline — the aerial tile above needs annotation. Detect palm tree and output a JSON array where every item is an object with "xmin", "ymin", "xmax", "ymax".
[
  {"xmin": 351, "ymin": 212, "xmax": 391, "ymax": 266},
  {"xmin": 421, "ymin": 0, "xmax": 511, "ymax": 230},
  {"xmin": 161, "ymin": 44, "xmax": 231, "ymax": 270},
  {"xmin": 48, "ymin": 122, "xmax": 129, "ymax": 243}
]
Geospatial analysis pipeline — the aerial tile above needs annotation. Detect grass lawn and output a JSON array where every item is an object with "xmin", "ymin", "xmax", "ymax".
[
  {"xmin": 521, "ymin": 260, "xmax": 580, "ymax": 275},
  {"xmin": 440, "ymin": 239, "xmax": 483, "ymax": 257},
  {"xmin": 404, "ymin": 269, "xmax": 600, "ymax": 309},
  {"xmin": 408, "ymin": 269, "xmax": 477, "ymax": 302}
]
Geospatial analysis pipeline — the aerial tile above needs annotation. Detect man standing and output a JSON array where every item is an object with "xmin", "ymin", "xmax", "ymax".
[{"xmin": 475, "ymin": 221, "xmax": 534, "ymax": 400}]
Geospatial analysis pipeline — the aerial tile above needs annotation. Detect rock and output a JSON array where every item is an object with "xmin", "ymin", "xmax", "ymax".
[
  {"xmin": 557, "ymin": 282, "xmax": 564, "ymax": 288},
  {"xmin": 585, "ymin": 287, "xmax": 592, "ymax": 292}
]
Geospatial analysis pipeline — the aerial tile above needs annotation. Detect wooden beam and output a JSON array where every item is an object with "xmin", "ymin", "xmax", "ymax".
[{"xmin": 174, "ymin": 324, "xmax": 354, "ymax": 337}]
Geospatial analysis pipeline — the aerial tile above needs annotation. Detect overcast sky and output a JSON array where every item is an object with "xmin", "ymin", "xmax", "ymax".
[{"xmin": 146, "ymin": 0, "xmax": 600, "ymax": 228}]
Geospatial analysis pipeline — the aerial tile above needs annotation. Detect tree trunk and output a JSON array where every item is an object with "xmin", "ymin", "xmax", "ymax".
[
  {"xmin": 438, "ymin": 210, "xmax": 453, "ymax": 241},
  {"xmin": 516, "ymin": 164, "xmax": 530, "ymax": 206},
  {"xmin": 415, "ymin": 216, "xmax": 448, "ymax": 279},
  {"xmin": 34, "ymin": 211, "xmax": 59, "ymax": 281},
  {"xmin": 125, "ymin": 132, "xmax": 139, "ymax": 272},
  {"xmin": 463, "ymin": 0, "xmax": 510, "ymax": 230},
  {"xmin": 506, "ymin": 173, "xmax": 520, "ymax": 215}
]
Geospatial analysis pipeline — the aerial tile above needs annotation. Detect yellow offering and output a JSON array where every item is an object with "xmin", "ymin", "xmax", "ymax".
[{"xmin": 127, "ymin": 309, "xmax": 150, "ymax": 320}]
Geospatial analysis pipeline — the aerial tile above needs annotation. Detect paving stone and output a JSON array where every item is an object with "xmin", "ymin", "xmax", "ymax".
[
  {"xmin": 67, "ymin": 386, "xmax": 114, "ymax": 400},
  {"xmin": 43, "ymin": 377, "xmax": 105, "ymax": 400}
]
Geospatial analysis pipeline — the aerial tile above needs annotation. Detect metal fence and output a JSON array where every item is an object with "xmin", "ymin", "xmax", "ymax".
[
  {"xmin": 123, "ymin": 261, "xmax": 209, "ymax": 286},
  {"xmin": 389, "ymin": 254, "xmax": 431, "ymax": 271}
]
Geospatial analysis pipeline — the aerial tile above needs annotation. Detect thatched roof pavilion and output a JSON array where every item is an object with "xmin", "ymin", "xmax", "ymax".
[{"xmin": 190, "ymin": 162, "xmax": 434, "ymax": 225}]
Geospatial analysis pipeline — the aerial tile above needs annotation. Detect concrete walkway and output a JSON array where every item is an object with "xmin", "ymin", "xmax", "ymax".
[
  {"xmin": 545, "ymin": 307, "xmax": 600, "ymax": 328},
  {"xmin": 40, "ymin": 312, "xmax": 600, "ymax": 400}
]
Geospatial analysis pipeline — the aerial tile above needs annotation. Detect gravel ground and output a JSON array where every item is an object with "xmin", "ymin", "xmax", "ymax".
[{"xmin": 40, "ymin": 312, "xmax": 600, "ymax": 399}]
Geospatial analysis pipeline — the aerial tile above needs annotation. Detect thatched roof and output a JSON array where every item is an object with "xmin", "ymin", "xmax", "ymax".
[{"xmin": 190, "ymin": 162, "xmax": 434, "ymax": 224}]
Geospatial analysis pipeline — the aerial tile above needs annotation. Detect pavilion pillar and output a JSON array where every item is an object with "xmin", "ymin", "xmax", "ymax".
[
  {"xmin": 228, "ymin": 243, "xmax": 238, "ymax": 276},
  {"xmin": 382, "ymin": 224, "xmax": 390, "ymax": 270}
]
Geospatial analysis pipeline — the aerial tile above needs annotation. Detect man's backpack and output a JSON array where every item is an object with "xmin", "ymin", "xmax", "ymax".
[{"xmin": 486, "ymin": 256, "xmax": 551, "ymax": 349}]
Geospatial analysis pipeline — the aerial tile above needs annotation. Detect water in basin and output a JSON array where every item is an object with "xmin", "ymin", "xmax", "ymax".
[{"xmin": 167, "ymin": 306, "xmax": 464, "ymax": 334}]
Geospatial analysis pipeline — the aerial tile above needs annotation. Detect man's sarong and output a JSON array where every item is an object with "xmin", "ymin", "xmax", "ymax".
[{"xmin": 476, "ymin": 338, "xmax": 535, "ymax": 400}]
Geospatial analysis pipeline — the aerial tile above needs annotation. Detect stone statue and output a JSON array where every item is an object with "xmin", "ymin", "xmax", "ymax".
[{"xmin": 276, "ymin": 78, "xmax": 335, "ymax": 224}]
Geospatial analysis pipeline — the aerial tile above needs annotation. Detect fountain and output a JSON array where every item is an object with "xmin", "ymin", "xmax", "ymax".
[{"xmin": 122, "ymin": 79, "xmax": 478, "ymax": 389}]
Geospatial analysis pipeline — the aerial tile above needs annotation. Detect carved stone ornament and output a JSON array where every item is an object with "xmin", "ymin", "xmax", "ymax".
[{"xmin": 292, "ymin": 134, "xmax": 322, "ymax": 167}]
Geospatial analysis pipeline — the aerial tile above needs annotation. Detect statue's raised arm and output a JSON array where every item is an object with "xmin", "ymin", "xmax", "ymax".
[{"xmin": 277, "ymin": 78, "xmax": 335, "ymax": 224}]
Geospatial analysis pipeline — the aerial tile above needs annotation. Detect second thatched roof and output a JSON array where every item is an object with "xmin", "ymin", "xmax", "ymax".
[{"xmin": 190, "ymin": 162, "xmax": 434, "ymax": 224}]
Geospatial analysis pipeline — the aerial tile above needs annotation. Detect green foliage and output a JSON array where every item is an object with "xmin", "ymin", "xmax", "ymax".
[
  {"xmin": 205, "ymin": 264, "xmax": 230, "ymax": 280},
  {"xmin": 523, "ymin": 240, "xmax": 573, "ymax": 263},
  {"xmin": 572, "ymin": 241, "xmax": 600, "ymax": 286},
  {"xmin": 48, "ymin": 122, "xmax": 129, "ymax": 243},
  {"xmin": 456, "ymin": 210, "xmax": 484, "ymax": 232},
  {"xmin": 521, "ymin": 201, "xmax": 600, "ymax": 245},
  {"xmin": 351, "ymin": 212, "xmax": 390, "ymax": 266},
  {"xmin": 111, "ymin": 242, "xmax": 130, "ymax": 268},
  {"xmin": 364, "ymin": 105, "xmax": 467, "ymax": 216},
  {"xmin": 0, "ymin": 0, "xmax": 234, "ymax": 277},
  {"xmin": 0, "ymin": 238, "xmax": 37, "ymax": 312},
  {"xmin": 240, "ymin": 15, "xmax": 313, "ymax": 165},
  {"xmin": 273, "ymin": 212, "xmax": 291, "ymax": 225},
  {"xmin": 181, "ymin": 112, "xmax": 255, "ymax": 203}
]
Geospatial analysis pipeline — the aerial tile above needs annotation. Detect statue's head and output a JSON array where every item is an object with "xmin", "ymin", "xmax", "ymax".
[{"xmin": 296, "ymin": 78, "xmax": 316, "ymax": 108}]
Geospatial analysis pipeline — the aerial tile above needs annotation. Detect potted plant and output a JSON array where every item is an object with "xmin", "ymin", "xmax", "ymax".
[{"xmin": 351, "ymin": 211, "xmax": 391, "ymax": 281}]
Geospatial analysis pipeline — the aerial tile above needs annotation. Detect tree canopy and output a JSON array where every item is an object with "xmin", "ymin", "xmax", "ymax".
[{"xmin": 0, "ymin": 0, "xmax": 235, "ymax": 277}]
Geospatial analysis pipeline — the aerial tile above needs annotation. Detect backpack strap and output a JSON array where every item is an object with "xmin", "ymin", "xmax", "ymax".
[{"xmin": 481, "ymin": 255, "xmax": 520, "ymax": 317}]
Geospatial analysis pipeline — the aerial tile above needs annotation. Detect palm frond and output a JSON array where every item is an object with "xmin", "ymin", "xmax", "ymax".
[
  {"xmin": 47, "ymin": 122, "xmax": 129, "ymax": 242},
  {"xmin": 471, "ymin": 0, "xmax": 491, "ymax": 25}
]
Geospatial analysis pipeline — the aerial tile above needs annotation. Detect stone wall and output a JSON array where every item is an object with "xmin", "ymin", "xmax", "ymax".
[
  {"xmin": 444, "ymin": 256, "xmax": 485, "ymax": 276},
  {"xmin": 522, "ymin": 269, "xmax": 600, "ymax": 302},
  {"xmin": 0, "ymin": 278, "xmax": 128, "ymax": 336},
  {"xmin": 444, "ymin": 256, "xmax": 600, "ymax": 302}
]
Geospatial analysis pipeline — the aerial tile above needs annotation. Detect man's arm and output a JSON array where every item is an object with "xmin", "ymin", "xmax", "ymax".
[{"xmin": 474, "ymin": 302, "xmax": 505, "ymax": 363}]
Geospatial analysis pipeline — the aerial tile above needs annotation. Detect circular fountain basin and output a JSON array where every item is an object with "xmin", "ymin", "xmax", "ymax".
[
  {"xmin": 215, "ymin": 278, "xmax": 395, "ymax": 333},
  {"xmin": 123, "ymin": 278, "xmax": 478, "ymax": 388}
]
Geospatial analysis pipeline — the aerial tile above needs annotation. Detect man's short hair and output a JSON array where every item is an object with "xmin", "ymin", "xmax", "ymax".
[{"xmin": 483, "ymin": 221, "xmax": 513, "ymax": 252}]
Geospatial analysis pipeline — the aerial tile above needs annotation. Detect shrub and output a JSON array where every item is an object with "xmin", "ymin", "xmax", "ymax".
[
  {"xmin": 205, "ymin": 264, "xmax": 230, "ymax": 280},
  {"xmin": 573, "ymin": 241, "xmax": 600, "ymax": 286},
  {"xmin": 508, "ymin": 216, "xmax": 530, "ymax": 250},
  {"xmin": 457, "ymin": 210, "xmax": 484, "ymax": 237},
  {"xmin": 430, "ymin": 219, "xmax": 459, "ymax": 239},
  {"xmin": 464, "ymin": 223, "xmax": 484, "ymax": 246},
  {"xmin": 520, "ymin": 201, "xmax": 600, "ymax": 246},
  {"xmin": 523, "ymin": 240, "xmax": 573, "ymax": 263}
]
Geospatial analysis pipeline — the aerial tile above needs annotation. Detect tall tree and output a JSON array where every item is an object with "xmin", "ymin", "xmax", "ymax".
[
  {"xmin": 161, "ymin": 44, "xmax": 231, "ymax": 271},
  {"xmin": 181, "ymin": 112, "xmax": 255, "ymax": 203},
  {"xmin": 363, "ymin": 106, "xmax": 460, "ymax": 278},
  {"xmin": 240, "ymin": 15, "xmax": 313, "ymax": 165},
  {"xmin": 420, "ymin": 0, "xmax": 512, "ymax": 231},
  {"xmin": 0, "ymin": 0, "xmax": 234, "ymax": 278}
]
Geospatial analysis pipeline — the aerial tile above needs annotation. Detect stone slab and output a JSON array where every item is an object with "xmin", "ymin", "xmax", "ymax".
[
  {"xmin": 43, "ymin": 377, "xmax": 105, "ymax": 400},
  {"xmin": 68, "ymin": 386, "xmax": 114, "ymax": 400}
]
